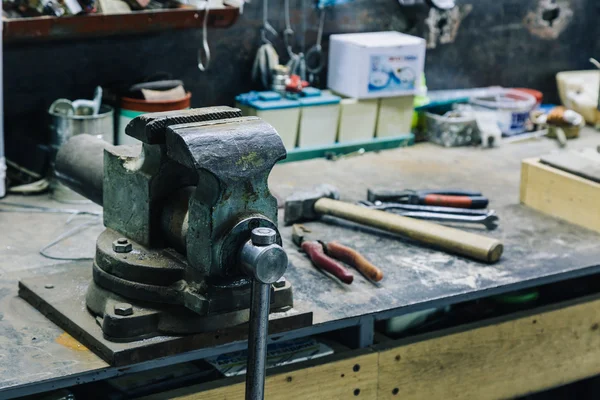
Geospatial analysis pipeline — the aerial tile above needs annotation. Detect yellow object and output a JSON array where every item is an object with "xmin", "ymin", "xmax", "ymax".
[
  {"xmin": 298, "ymin": 104, "xmax": 341, "ymax": 148},
  {"xmin": 138, "ymin": 351, "xmax": 379, "ymax": 400},
  {"xmin": 520, "ymin": 158, "xmax": 600, "ymax": 233},
  {"xmin": 378, "ymin": 298, "xmax": 600, "ymax": 400},
  {"xmin": 336, "ymin": 97, "xmax": 379, "ymax": 143},
  {"xmin": 376, "ymin": 96, "xmax": 415, "ymax": 137}
]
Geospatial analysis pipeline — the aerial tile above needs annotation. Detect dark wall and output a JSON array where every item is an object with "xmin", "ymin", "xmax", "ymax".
[{"xmin": 4, "ymin": 0, "xmax": 599, "ymax": 168}]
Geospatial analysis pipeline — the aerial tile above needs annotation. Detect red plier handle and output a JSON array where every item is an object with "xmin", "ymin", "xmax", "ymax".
[
  {"xmin": 419, "ymin": 194, "xmax": 488, "ymax": 209},
  {"xmin": 301, "ymin": 241, "xmax": 354, "ymax": 284}
]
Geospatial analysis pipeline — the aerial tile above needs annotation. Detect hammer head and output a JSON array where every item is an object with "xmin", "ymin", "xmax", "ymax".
[{"xmin": 284, "ymin": 184, "xmax": 340, "ymax": 225}]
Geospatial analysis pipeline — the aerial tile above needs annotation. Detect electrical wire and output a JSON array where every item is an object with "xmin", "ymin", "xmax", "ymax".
[
  {"xmin": 39, "ymin": 217, "xmax": 101, "ymax": 261},
  {"xmin": 0, "ymin": 201, "xmax": 101, "ymax": 217},
  {"xmin": 0, "ymin": 201, "xmax": 102, "ymax": 261}
]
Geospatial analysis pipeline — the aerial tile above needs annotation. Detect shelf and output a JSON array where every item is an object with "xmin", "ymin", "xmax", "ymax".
[
  {"xmin": 281, "ymin": 134, "xmax": 415, "ymax": 164},
  {"xmin": 2, "ymin": 5, "xmax": 239, "ymax": 43}
]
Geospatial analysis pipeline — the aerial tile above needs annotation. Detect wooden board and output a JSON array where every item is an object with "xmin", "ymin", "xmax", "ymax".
[
  {"xmin": 3, "ymin": 7, "xmax": 240, "ymax": 43},
  {"xmin": 137, "ymin": 351, "xmax": 379, "ymax": 400},
  {"xmin": 520, "ymin": 157, "xmax": 600, "ymax": 233},
  {"xmin": 377, "ymin": 296, "xmax": 600, "ymax": 400}
]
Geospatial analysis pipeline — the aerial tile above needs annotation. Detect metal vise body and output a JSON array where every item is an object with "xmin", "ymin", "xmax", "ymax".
[{"xmin": 55, "ymin": 107, "xmax": 293, "ymax": 341}]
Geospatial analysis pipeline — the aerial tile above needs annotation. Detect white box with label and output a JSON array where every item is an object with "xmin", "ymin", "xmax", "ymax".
[{"xmin": 327, "ymin": 31, "xmax": 426, "ymax": 99}]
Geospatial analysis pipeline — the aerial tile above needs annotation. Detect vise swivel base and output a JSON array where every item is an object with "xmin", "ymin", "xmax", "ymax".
[{"xmin": 18, "ymin": 107, "xmax": 312, "ymax": 399}]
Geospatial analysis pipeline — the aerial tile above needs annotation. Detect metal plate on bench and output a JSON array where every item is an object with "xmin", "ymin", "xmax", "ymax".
[{"xmin": 18, "ymin": 265, "xmax": 313, "ymax": 366}]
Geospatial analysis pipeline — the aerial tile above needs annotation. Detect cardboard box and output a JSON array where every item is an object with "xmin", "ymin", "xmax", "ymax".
[{"xmin": 327, "ymin": 31, "xmax": 426, "ymax": 99}]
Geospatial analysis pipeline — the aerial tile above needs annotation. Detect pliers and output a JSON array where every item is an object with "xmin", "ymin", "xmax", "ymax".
[
  {"xmin": 367, "ymin": 188, "xmax": 489, "ymax": 209},
  {"xmin": 291, "ymin": 224, "xmax": 384, "ymax": 284}
]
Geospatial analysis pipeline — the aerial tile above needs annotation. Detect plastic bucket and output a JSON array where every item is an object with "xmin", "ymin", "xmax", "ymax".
[
  {"xmin": 118, "ymin": 93, "xmax": 192, "ymax": 145},
  {"xmin": 470, "ymin": 90, "xmax": 536, "ymax": 135}
]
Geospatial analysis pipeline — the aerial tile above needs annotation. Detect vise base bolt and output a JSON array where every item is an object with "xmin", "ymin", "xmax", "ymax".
[{"xmin": 113, "ymin": 238, "xmax": 132, "ymax": 253}]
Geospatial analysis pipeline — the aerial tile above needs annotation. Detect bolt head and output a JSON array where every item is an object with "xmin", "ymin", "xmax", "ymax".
[
  {"xmin": 273, "ymin": 278, "xmax": 287, "ymax": 288},
  {"xmin": 113, "ymin": 238, "xmax": 132, "ymax": 253},
  {"xmin": 114, "ymin": 303, "xmax": 133, "ymax": 316},
  {"xmin": 251, "ymin": 227, "xmax": 277, "ymax": 246}
]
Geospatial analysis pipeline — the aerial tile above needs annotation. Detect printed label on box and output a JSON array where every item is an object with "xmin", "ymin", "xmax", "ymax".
[{"xmin": 369, "ymin": 55, "xmax": 418, "ymax": 93}]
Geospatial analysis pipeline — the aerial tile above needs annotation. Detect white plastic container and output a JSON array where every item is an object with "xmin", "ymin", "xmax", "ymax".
[
  {"xmin": 297, "ymin": 92, "xmax": 341, "ymax": 148},
  {"xmin": 327, "ymin": 31, "xmax": 426, "ymax": 99},
  {"xmin": 336, "ymin": 97, "xmax": 379, "ymax": 143},
  {"xmin": 236, "ymin": 92, "xmax": 301, "ymax": 150},
  {"xmin": 253, "ymin": 108, "xmax": 300, "ymax": 149},
  {"xmin": 376, "ymin": 96, "xmax": 415, "ymax": 138},
  {"xmin": 556, "ymin": 70, "xmax": 599, "ymax": 124},
  {"xmin": 470, "ymin": 89, "xmax": 536, "ymax": 135}
]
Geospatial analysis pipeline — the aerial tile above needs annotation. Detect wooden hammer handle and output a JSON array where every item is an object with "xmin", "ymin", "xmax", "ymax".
[
  {"xmin": 325, "ymin": 241, "xmax": 384, "ymax": 282},
  {"xmin": 314, "ymin": 198, "xmax": 503, "ymax": 264}
]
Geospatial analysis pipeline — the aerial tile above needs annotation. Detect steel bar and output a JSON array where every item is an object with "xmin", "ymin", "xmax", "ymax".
[{"xmin": 245, "ymin": 280, "xmax": 271, "ymax": 400}]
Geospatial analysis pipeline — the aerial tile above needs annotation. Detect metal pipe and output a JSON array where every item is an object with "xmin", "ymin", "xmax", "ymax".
[
  {"xmin": 54, "ymin": 134, "xmax": 113, "ymax": 206},
  {"xmin": 245, "ymin": 280, "xmax": 271, "ymax": 400},
  {"xmin": 55, "ymin": 135, "xmax": 193, "ymax": 251}
]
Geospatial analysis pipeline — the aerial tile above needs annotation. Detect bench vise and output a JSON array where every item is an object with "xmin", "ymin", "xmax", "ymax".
[{"xmin": 49, "ymin": 107, "xmax": 295, "ymax": 399}]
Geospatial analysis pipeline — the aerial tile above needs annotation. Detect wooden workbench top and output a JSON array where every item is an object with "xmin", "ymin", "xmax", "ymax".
[{"xmin": 1, "ymin": 129, "xmax": 600, "ymax": 397}]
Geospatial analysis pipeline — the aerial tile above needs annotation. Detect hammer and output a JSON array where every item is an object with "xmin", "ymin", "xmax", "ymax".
[{"xmin": 284, "ymin": 185, "xmax": 503, "ymax": 264}]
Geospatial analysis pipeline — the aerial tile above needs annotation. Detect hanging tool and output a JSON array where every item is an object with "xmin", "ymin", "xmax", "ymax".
[
  {"xmin": 292, "ymin": 224, "xmax": 384, "ymax": 283},
  {"xmin": 357, "ymin": 201, "xmax": 499, "ymax": 230},
  {"xmin": 305, "ymin": 6, "xmax": 326, "ymax": 82},
  {"xmin": 284, "ymin": 185, "xmax": 503, "ymax": 264},
  {"xmin": 367, "ymin": 188, "xmax": 489, "ymax": 209},
  {"xmin": 252, "ymin": 0, "xmax": 280, "ymax": 89},
  {"xmin": 197, "ymin": 1, "xmax": 211, "ymax": 71},
  {"xmin": 284, "ymin": 0, "xmax": 306, "ymax": 80}
]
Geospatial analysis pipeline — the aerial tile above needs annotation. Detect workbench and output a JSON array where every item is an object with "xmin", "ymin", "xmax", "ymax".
[{"xmin": 2, "ymin": 128, "xmax": 600, "ymax": 399}]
